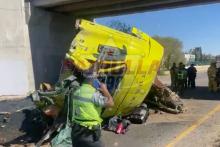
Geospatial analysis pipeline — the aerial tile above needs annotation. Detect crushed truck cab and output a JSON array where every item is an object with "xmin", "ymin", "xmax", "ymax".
[{"xmin": 66, "ymin": 19, "xmax": 164, "ymax": 118}]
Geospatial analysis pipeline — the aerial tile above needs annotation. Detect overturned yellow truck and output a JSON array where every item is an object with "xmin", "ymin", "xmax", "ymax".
[{"xmin": 65, "ymin": 19, "xmax": 164, "ymax": 118}]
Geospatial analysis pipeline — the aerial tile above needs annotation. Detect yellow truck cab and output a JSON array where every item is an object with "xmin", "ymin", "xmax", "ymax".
[{"xmin": 66, "ymin": 19, "xmax": 164, "ymax": 118}]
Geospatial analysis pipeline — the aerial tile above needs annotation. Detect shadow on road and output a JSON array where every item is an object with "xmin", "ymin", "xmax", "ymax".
[
  {"xmin": 182, "ymin": 86, "xmax": 220, "ymax": 100},
  {"xmin": 2, "ymin": 110, "xmax": 42, "ymax": 146},
  {"xmin": 1, "ymin": 109, "xmax": 53, "ymax": 146}
]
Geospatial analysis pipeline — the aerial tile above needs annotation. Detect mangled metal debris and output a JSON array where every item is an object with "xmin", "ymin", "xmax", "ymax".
[{"xmin": 145, "ymin": 78, "xmax": 185, "ymax": 114}]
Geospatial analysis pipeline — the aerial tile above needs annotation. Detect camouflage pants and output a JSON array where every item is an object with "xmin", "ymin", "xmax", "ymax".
[
  {"xmin": 208, "ymin": 78, "xmax": 218, "ymax": 92},
  {"xmin": 171, "ymin": 76, "xmax": 177, "ymax": 90}
]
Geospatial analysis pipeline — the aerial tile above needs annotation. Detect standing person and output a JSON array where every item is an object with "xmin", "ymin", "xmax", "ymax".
[
  {"xmin": 187, "ymin": 64, "xmax": 197, "ymax": 88},
  {"xmin": 207, "ymin": 62, "xmax": 218, "ymax": 92},
  {"xmin": 170, "ymin": 63, "xmax": 177, "ymax": 90},
  {"xmin": 176, "ymin": 62, "xmax": 188, "ymax": 95},
  {"xmin": 71, "ymin": 71, "xmax": 114, "ymax": 147},
  {"xmin": 217, "ymin": 68, "xmax": 220, "ymax": 87},
  {"xmin": 182, "ymin": 64, "xmax": 188, "ymax": 89}
]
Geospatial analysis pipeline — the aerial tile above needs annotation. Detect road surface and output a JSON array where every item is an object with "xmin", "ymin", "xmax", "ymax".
[
  {"xmin": 102, "ymin": 68, "xmax": 220, "ymax": 147},
  {"xmin": 0, "ymin": 66, "xmax": 220, "ymax": 147}
]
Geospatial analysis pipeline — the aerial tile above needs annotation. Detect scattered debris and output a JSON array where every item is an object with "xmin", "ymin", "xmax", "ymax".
[
  {"xmin": 31, "ymin": 75, "xmax": 79, "ymax": 112},
  {"xmin": 145, "ymin": 78, "xmax": 184, "ymax": 114},
  {"xmin": 0, "ymin": 112, "xmax": 11, "ymax": 129},
  {"xmin": 0, "ymin": 112, "xmax": 11, "ymax": 115},
  {"xmin": 29, "ymin": 76, "xmax": 79, "ymax": 146},
  {"xmin": 0, "ymin": 137, "xmax": 6, "ymax": 145},
  {"xmin": 36, "ymin": 123, "xmax": 64, "ymax": 147},
  {"xmin": 4, "ymin": 142, "xmax": 51, "ymax": 147},
  {"xmin": 0, "ymin": 125, "xmax": 6, "ymax": 128},
  {"xmin": 106, "ymin": 116, "xmax": 130, "ymax": 134},
  {"xmin": 107, "ymin": 116, "xmax": 119, "ymax": 132},
  {"xmin": 126, "ymin": 103, "xmax": 149, "ymax": 124},
  {"xmin": 15, "ymin": 106, "xmax": 35, "ymax": 113}
]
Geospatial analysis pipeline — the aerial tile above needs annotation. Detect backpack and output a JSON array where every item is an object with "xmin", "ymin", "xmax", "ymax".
[
  {"xmin": 51, "ymin": 77, "xmax": 79, "ymax": 147},
  {"xmin": 50, "ymin": 89, "xmax": 73, "ymax": 147}
]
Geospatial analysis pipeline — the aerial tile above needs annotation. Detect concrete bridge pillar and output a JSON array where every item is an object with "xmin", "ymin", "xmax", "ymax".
[
  {"xmin": 0, "ymin": 0, "xmax": 76, "ymax": 99},
  {"xmin": 27, "ymin": 4, "xmax": 76, "ymax": 88}
]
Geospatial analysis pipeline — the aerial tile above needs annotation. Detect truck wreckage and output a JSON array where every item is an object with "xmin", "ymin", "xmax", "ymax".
[
  {"xmin": 31, "ymin": 19, "xmax": 184, "ymax": 144},
  {"xmin": 33, "ymin": 19, "xmax": 184, "ymax": 114},
  {"xmin": 35, "ymin": 19, "xmax": 166, "ymax": 116},
  {"xmin": 1, "ymin": 19, "xmax": 184, "ymax": 146}
]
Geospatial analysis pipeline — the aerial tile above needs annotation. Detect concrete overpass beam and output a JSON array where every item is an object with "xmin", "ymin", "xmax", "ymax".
[
  {"xmin": 32, "ymin": 0, "xmax": 220, "ymax": 17},
  {"xmin": 32, "ymin": 0, "xmax": 83, "ymax": 7},
  {"xmin": 68, "ymin": 0, "xmax": 220, "ymax": 17},
  {"xmin": 53, "ymin": 0, "xmax": 137, "ymax": 12}
]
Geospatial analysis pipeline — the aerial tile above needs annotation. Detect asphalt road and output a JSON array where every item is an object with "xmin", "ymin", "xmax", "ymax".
[
  {"xmin": 102, "ymin": 69, "xmax": 220, "ymax": 147},
  {"xmin": 1, "ymin": 67, "xmax": 220, "ymax": 147}
]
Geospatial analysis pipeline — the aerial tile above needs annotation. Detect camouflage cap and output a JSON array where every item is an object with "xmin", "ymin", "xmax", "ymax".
[{"xmin": 82, "ymin": 67, "xmax": 98, "ymax": 79}]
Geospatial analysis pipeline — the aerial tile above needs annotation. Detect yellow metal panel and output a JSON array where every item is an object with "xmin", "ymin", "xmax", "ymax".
[{"xmin": 65, "ymin": 19, "xmax": 164, "ymax": 118}]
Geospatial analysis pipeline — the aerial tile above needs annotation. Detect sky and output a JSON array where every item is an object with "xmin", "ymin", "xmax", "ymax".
[{"xmin": 96, "ymin": 3, "xmax": 220, "ymax": 56}]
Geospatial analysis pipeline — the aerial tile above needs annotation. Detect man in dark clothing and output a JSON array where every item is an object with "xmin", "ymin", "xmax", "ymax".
[
  {"xmin": 182, "ymin": 64, "xmax": 188, "ymax": 89},
  {"xmin": 217, "ymin": 68, "xmax": 220, "ymax": 87},
  {"xmin": 187, "ymin": 64, "xmax": 197, "ymax": 88}
]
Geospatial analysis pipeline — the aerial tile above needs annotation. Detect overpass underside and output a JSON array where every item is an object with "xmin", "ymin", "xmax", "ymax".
[{"xmin": 33, "ymin": 0, "xmax": 220, "ymax": 17}]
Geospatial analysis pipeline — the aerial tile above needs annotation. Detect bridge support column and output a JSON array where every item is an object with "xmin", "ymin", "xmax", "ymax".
[
  {"xmin": 27, "ymin": 4, "xmax": 77, "ymax": 88},
  {"xmin": 0, "ymin": 0, "xmax": 77, "ymax": 99}
]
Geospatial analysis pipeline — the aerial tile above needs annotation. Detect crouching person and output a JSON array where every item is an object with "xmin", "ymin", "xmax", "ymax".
[{"xmin": 71, "ymin": 73, "xmax": 114, "ymax": 147}]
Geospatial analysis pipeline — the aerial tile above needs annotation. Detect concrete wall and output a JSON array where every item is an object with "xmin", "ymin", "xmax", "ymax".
[
  {"xmin": 0, "ymin": 0, "xmax": 34, "ymax": 97},
  {"xmin": 27, "ymin": 4, "xmax": 76, "ymax": 88},
  {"xmin": 0, "ymin": 0, "xmax": 76, "ymax": 98}
]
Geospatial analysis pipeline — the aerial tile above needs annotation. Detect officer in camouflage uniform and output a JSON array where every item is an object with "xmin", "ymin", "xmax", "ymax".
[
  {"xmin": 182, "ymin": 64, "xmax": 188, "ymax": 89},
  {"xmin": 176, "ymin": 63, "xmax": 187, "ymax": 95},
  {"xmin": 207, "ymin": 62, "xmax": 218, "ymax": 92},
  {"xmin": 170, "ymin": 63, "xmax": 178, "ymax": 90}
]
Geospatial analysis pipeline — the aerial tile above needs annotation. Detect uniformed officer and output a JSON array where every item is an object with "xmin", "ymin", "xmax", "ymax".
[
  {"xmin": 72, "ymin": 70, "xmax": 114, "ymax": 147},
  {"xmin": 71, "ymin": 71, "xmax": 114, "ymax": 147},
  {"xmin": 207, "ymin": 62, "xmax": 218, "ymax": 92},
  {"xmin": 182, "ymin": 64, "xmax": 188, "ymax": 89},
  {"xmin": 170, "ymin": 63, "xmax": 178, "ymax": 90},
  {"xmin": 187, "ymin": 64, "xmax": 197, "ymax": 88},
  {"xmin": 176, "ymin": 63, "xmax": 187, "ymax": 95}
]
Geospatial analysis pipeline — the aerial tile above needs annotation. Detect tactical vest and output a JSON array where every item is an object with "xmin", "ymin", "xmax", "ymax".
[
  {"xmin": 177, "ymin": 71, "xmax": 184, "ymax": 80},
  {"xmin": 71, "ymin": 83, "xmax": 102, "ymax": 128}
]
